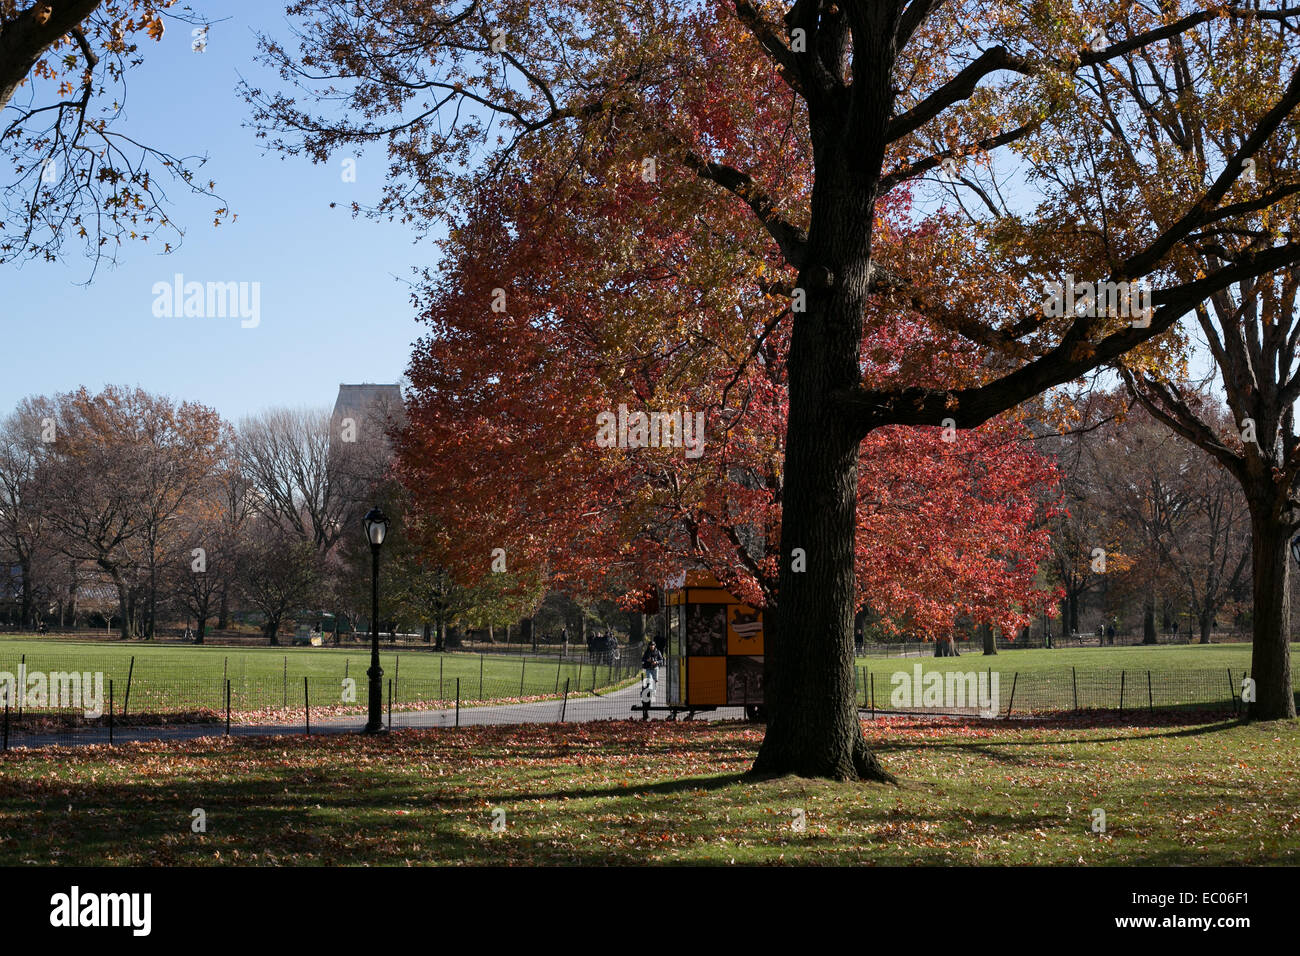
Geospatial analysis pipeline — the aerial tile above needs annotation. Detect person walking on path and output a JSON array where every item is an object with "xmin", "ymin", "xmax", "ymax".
[{"xmin": 641, "ymin": 641, "xmax": 663, "ymax": 685}]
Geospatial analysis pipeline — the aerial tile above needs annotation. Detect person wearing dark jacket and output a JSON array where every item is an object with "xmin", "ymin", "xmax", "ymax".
[{"xmin": 641, "ymin": 642, "xmax": 664, "ymax": 682}]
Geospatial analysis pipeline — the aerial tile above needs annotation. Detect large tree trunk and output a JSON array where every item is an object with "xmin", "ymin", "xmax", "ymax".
[
  {"xmin": 1142, "ymin": 600, "xmax": 1157, "ymax": 645},
  {"xmin": 101, "ymin": 560, "xmax": 131, "ymax": 640},
  {"xmin": 146, "ymin": 559, "xmax": 157, "ymax": 640},
  {"xmin": 1248, "ymin": 511, "xmax": 1296, "ymax": 719},
  {"xmin": 18, "ymin": 555, "xmax": 33, "ymax": 631},
  {"xmin": 1199, "ymin": 607, "xmax": 1214, "ymax": 645},
  {"xmin": 752, "ymin": 108, "xmax": 894, "ymax": 781},
  {"xmin": 980, "ymin": 621, "xmax": 997, "ymax": 656}
]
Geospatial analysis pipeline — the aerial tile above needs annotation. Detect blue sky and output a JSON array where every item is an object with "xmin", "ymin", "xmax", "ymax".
[{"xmin": 1, "ymin": 3, "xmax": 430, "ymax": 425}]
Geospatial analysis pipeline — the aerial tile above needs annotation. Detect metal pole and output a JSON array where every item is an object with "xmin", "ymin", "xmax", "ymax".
[
  {"xmin": 225, "ymin": 680, "xmax": 231, "ymax": 735},
  {"xmin": 123, "ymin": 655, "xmax": 135, "ymax": 716},
  {"xmin": 365, "ymin": 543, "xmax": 384, "ymax": 733},
  {"xmin": 304, "ymin": 676, "xmax": 310, "ymax": 735},
  {"xmin": 108, "ymin": 679, "xmax": 114, "ymax": 745},
  {"xmin": 455, "ymin": 677, "xmax": 460, "ymax": 727},
  {"xmin": 560, "ymin": 677, "xmax": 570, "ymax": 723}
]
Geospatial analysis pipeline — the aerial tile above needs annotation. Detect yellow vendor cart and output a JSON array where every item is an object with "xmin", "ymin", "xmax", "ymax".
[{"xmin": 657, "ymin": 571, "xmax": 765, "ymax": 721}]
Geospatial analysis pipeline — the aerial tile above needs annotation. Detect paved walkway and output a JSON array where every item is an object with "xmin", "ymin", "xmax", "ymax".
[{"xmin": 2, "ymin": 678, "xmax": 749, "ymax": 750}]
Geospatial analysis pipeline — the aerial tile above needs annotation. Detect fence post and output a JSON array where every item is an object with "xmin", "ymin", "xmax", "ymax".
[
  {"xmin": 108, "ymin": 679, "xmax": 114, "ymax": 745},
  {"xmin": 394, "ymin": 655, "xmax": 399, "ymax": 703},
  {"xmin": 2, "ymin": 702, "xmax": 7, "ymax": 752},
  {"xmin": 282, "ymin": 656, "xmax": 287, "ymax": 709},
  {"xmin": 1119, "ymin": 671, "xmax": 1125, "ymax": 710},
  {"xmin": 869, "ymin": 672, "xmax": 875, "ymax": 718},
  {"xmin": 455, "ymin": 678, "xmax": 460, "ymax": 728},
  {"xmin": 555, "ymin": 657, "xmax": 562, "ymax": 694},
  {"xmin": 225, "ymin": 680, "xmax": 231, "ymax": 736},
  {"xmin": 479, "ymin": 655, "xmax": 484, "ymax": 700},
  {"xmin": 577, "ymin": 661, "xmax": 583, "ymax": 694},
  {"xmin": 520, "ymin": 658, "xmax": 526, "ymax": 697},
  {"xmin": 561, "ymin": 677, "xmax": 570, "ymax": 723},
  {"xmin": 304, "ymin": 676, "xmax": 310, "ymax": 735},
  {"xmin": 439, "ymin": 656, "xmax": 444, "ymax": 699},
  {"xmin": 1228, "ymin": 668, "xmax": 1236, "ymax": 713},
  {"xmin": 388, "ymin": 679, "xmax": 393, "ymax": 729},
  {"xmin": 1006, "ymin": 673, "xmax": 1018, "ymax": 716},
  {"xmin": 123, "ymin": 655, "xmax": 135, "ymax": 716},
  {"xmin": 1147, "ymin": 670, "xmax": 1154, "ymax": 712},
  {"xmin": 17, "ymin": 654, "xmax": 23, "ymax": 720},
  {"xmin": 1072, "ymin": 666, "xmax": 1078, "ymax": 711}
]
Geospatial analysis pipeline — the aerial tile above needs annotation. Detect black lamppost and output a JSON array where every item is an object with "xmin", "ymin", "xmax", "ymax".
[{"xmin": 363, "ymin": 506, "xmax": 390, "ymax": 733}]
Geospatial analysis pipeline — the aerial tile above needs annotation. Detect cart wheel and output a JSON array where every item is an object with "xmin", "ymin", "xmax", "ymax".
[{"xmin": 745, "ymin": 705, "xmax": 768, "ymax": 723}]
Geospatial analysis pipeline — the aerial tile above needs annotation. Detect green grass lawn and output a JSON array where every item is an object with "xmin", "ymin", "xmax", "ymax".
[
  {"xmin": 0, "ymin": 636, "xmax": 629, "ymax": 714},
  {"xmin": 0, "ymin": 714, "xmax": 1295, "ymax": 865}
]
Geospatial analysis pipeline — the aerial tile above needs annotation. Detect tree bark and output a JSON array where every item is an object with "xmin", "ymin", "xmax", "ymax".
[
  {"xmin": 100, "ymin": 560, "xmax": 130, "ymax": 640},
  {"xmin": 980, "ymin": 621, "xmax": 997, "ymax": 656},
  {"xmin": 1248, "ymin": 511, "xmax": 1296, "ymax": 719},
  {"xmin": 0, "ymin": 0, "xmax": 104, "ymax": 112},
  {"xmin": 752, "ymin": 91, "xmax": 895, "ymax": 781},
  {"xmin": 18, "ymin": 555, "xmax": 33, "ymax": 631},
  {"xmin": 1199, "ymin": 608, "xmax": 1213, "ymax": 645},
  {"xmin": 1142, "ymin": 600, "xmax": 1157, "ymax": 645}
]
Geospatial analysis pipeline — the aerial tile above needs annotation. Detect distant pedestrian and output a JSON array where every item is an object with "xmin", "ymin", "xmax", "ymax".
[{"xmin": 642, "ymin": 640, "xmax": 664, "ymax": 684}]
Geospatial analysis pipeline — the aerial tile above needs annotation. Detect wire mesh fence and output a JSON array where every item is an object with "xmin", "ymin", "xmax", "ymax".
[
  {"xmin": 0, "ymin": 650, "xmax": 648, "ymax": 750},
  {"xmin": 0, "ymin": 655, "xmax": 1281, "ymax": 751},
  {"xmin": 854, "ymin": 665, "xmax": 1261, "ymax": 717}
]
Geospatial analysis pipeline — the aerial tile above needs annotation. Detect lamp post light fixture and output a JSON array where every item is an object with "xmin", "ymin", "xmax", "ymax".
[{"xmin": 363, "ymin": 506, "xmax": 390, "ymax": 733}]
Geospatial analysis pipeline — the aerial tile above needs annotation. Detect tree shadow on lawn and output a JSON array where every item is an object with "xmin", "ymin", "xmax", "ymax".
[{"xmin": 868, "ymin": 714, "xmax": 1247, "ymax": 760}]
